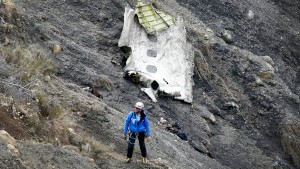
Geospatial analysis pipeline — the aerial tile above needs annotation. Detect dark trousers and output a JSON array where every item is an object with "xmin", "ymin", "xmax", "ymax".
[{"xmin": 127, "ymin": 132, "xmax": 147, "ymax": 158}]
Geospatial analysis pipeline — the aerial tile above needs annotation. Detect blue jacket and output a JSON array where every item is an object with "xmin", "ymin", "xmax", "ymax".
[{"xmin": 124, "ymin": 110, "xmax": 150, "ymax": 137}]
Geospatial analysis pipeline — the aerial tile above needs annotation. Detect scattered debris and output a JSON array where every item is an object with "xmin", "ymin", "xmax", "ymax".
[
  {"xmin": 0, "ymin": 16, "xmax": 5, "ymax": 24},
  {"xmin": 221, "ymin": 30, "xmax": 234, "ymax": 44},
  {"xmin": 273, "ymin": 156, "xmax": 285, "ymax": 169},
  {"xmin": 110, "ymin": 59, "xmax": 120, "ymax": 65},
  {"xmin": 224, "ymin": 101, "xmax": 239, "ymax": 110},
  {"xmin": 246, "ymin": 10, "xmax": 254, "ymax": 21},
  {"xmin": 249, "ymin": 76, "xmax": 264, "ymax": 87},
  {"xmin": 82, "ymin": 86, "xmax": 103, "ymax": 99},
  {"xmin": 158, "ymin": 118, "xmax": 188, "ymax": 141},
  {"xmin": 3, "ymin": 37, "xmax": 11, "ymax": 46},
  {"xmin": 91, "ymin": 86, "xmax": 102, "ymax": 99},
  {"xmin": 52, "ymin": 44, "xmax": 62, "ymax": 53}
]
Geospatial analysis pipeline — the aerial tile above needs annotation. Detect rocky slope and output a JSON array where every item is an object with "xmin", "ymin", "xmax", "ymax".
[{"xmin": 0, "ymin": 0, "xmax": 299, "ymax": 168}]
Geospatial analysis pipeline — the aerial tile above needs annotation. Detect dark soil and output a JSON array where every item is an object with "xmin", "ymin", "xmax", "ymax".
[{"xmin": 0, "ymin": 106, "xmax": 32, "ymax": 140}]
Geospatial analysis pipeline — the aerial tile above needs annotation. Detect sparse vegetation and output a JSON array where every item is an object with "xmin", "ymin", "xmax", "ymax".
[
  {"xmin": 94, "ymin": 75, "xmax": 113, "ymax": 91},
  {"xmin": 81, "ymin": 133, "xmax": 114, "ymax": 157},
  {"xmin": 203, "ymin": 40, "xmax": 213, "ymax": 57},
  {"xmin": 26, "ymin": 160, "xmax": 37, "ymax": 169},
  {"xmin": 4, "ymin": 0, "xmax": 13, "ymax": 21},
  {"xmin": 0, "ymin": 78, "xmax": 35, "ymax": 101},
  {"xmin": 36, "ymin": 93, "xmax": 67, "ymax": 119},
  {"xmin": 0, "ymin": 44, "xmax": 58, "ymax": 83},
  {"xmin": 0, "ymin": 0, "xmax": 23, "ymax": 33},
  {"xmin": 0, "ymin": 44, "xmax": 58, "ymax": 101},
  {"xmin": 0, "ymin": 23, "xmax": 14, "ymax": 32},
  {"xmin": 194, "ymin": 50, "xmax": 210, "ymax": 80}
]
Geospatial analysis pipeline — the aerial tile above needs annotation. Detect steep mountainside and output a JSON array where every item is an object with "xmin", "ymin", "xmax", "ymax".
[{"xmin": 0, "ymin": 0, "xmax": 299, "ymax": 168}]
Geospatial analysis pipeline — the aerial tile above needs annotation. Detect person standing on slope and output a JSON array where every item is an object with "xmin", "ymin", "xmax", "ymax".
[{"xmin": 123, "ymin": 102, "xmax": 151, "ymax": 163}]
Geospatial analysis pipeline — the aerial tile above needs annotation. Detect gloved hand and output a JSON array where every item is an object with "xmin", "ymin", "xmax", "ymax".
[
  {"xmin": 146, "ymin": 136, "xmax": 151, "ymax": 142},
  {"xmin": 122, "ymin": 134, "xmax": 127, "ymax": 140}
]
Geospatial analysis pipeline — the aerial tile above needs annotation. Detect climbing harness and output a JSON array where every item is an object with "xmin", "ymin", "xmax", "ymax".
[
  {"xmin": 125, "ymin": 111, "xmax": 147, "ymax": 145},
  {"xmin": 127, "ymin": 132, "xmax": 138, "ymax": 145}
]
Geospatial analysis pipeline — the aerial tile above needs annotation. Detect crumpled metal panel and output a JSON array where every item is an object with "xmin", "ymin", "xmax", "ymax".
[
  {"xmin": 118, "ymin": 6, "xmax": 194, "ymax": 103},
  {"xmin": 135, "ymin": 0, "xmax": 175, "ymax": 34}
]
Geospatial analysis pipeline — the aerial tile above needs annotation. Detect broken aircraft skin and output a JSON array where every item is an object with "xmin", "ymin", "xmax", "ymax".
[
  {"xmin": 118, "ymin": 4, "xmax": 194, "ymax": 103},
  {"xmin": 135, "ymin": 0, "xmax": 175, "ymax": 34}
]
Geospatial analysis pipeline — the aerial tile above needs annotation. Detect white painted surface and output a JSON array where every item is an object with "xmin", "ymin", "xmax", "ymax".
[{"xmin": 119, "ymin": 6, "xmax": 194, "ymax": 103}]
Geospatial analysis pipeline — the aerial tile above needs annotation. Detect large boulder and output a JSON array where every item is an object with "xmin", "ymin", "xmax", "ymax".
[
  {"xmin": 0, "ymin": 130, "xmax": 17, "ymax": 146},
  {"xmin": 0, "ymin": 133, "xmax": 26, "ymax": 168}
]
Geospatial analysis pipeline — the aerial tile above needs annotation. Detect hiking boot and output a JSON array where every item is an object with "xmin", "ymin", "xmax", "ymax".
[
  {"xmin": 141, "ymin": 157, "xmax": 147, "ymax": 163},
  {"xmin": 125, "ymin": 158, "xmax": 131, "ymax": 163}
]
